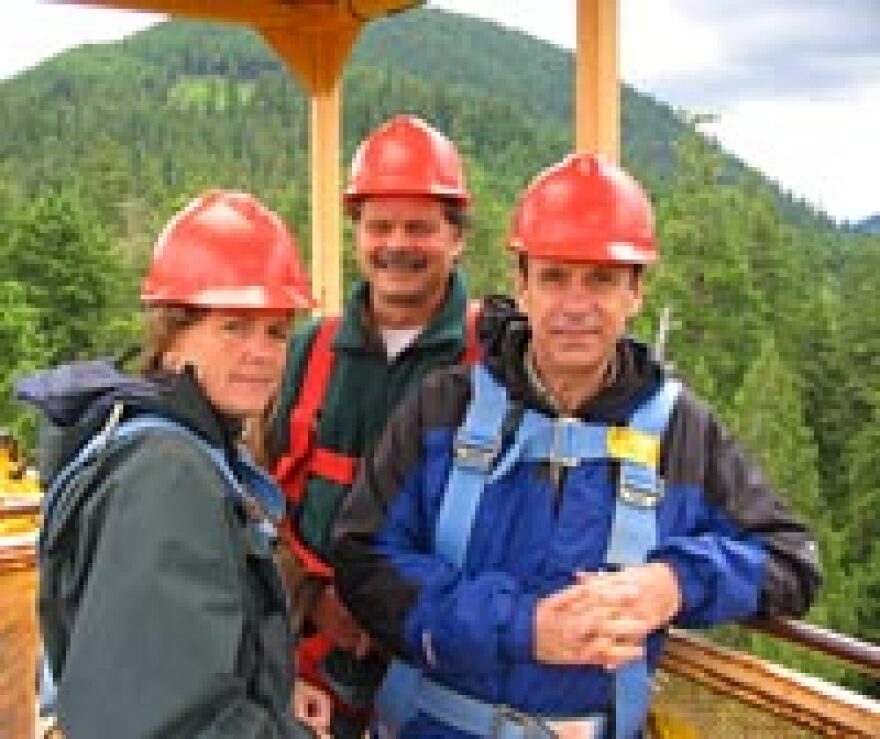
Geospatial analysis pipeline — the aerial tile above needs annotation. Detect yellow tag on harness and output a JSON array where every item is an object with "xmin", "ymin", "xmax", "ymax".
[{"xmin": 607, "ymin": 427, "xmax": 660, "ymax": 468}]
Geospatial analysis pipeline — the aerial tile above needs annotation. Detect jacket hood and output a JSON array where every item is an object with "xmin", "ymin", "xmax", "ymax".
[
  {"xmin": 15, "ymin": 359, "xmax": 239, "ymax": 482},
  {"xmin": 16, "ymin": 359, "xmax": 159, "ymax": 428},
  {"xmin": 477, "ymin": 294, "xmax": 665, "ymax": 422}
]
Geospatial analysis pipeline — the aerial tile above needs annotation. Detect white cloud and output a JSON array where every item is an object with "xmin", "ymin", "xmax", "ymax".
[
  {"xmin": 0, "ymin": 3, "xmax": 160, "ymax": 80},
  {"xmin": 703, "ymin": 82, "xmax": 880, "ymax": 222}
]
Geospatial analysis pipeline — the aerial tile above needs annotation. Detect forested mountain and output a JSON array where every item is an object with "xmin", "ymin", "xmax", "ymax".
[{"xmin": 0, "ymin": 7, "xmax": 877, "ymax": 692}]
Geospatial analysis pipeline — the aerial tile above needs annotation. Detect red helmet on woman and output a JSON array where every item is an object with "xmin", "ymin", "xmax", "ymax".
[
  {"xmin": 510, "ymin": 153, "xmax": 657, "ymax": 265},
  {"xmin": 141, "ymin": 191, "xmax": 314, "ymax": 310}
]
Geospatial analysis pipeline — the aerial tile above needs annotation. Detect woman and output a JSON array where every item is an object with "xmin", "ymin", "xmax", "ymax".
[{"xmin": 18, "ymin": 191, "xmax": 319, "ymax": 737}]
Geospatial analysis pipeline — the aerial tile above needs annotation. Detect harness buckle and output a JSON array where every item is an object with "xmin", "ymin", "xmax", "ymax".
[
  {"xmin": 491, "ymin": 704, "xmax": 555, "ymax": 739},
  {"xmin": 618, "ymin": 463, "xmax": 663, "ymax": 508},
  {"xmin": 551, "ymin": 416, "xmax": 581, "ymax": 468},
  {"xmin": 454, "ymin": 436, "xmax": 501, "ymax": 472}
]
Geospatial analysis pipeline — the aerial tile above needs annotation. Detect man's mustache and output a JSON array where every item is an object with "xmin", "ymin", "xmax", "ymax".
[
  {"xmin": 370, "ymin": 249, "xmax": 428, "ymax": 271},
  {"xmin": 547, "ymin": 315, "xmax": 601, "ymax": 332}
]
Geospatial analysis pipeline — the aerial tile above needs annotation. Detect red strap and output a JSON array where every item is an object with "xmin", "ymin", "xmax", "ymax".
[
  {"xmin": 297, "ymin": 317, "xmax": 340, "ymax": 427},
  {"xmin": 310, "ymin": 447, "xmax": 358, "ymax": 486},
  {"xmin": 278, "ymin": 519, "xmax": 334, "ymax": 579},
  {"xmin": 463, "ymin": 299, "xmax": 483, "ymax": 365},
  {"xmin": 273, "ymin": 317, "xmax": 356, "ymax": 578},
  {"xmin": 276, "ymin": 302, "xmax": 481, "ymax": 577}
]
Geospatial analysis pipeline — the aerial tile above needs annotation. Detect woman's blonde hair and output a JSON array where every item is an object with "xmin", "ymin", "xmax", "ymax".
[{"xmin": 138, "ymin": 304, "xmax": 209, "ymax": 376}]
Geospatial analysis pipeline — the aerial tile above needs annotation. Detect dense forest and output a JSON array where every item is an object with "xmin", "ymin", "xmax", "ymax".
[{"xmin": 0, "ymin": 8, "xmax": 877, "ymax": 692}]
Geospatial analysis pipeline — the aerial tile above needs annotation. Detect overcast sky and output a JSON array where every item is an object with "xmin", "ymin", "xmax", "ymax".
[{"xmin": 1, "ymin": 0, "xmax": 877, "ymax": 222}]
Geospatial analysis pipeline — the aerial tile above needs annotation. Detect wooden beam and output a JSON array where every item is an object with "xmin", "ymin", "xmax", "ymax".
[
  {"xmin": 62, "ymin": 1, "xmax": 419, "ymax": 28},
  {"xmin": 575, "ymin": 0, "xmax": 619, "ymax": 161},
  {"xmin": 261, "ymin": 20, "xmax": 361, "ymax": 315}
]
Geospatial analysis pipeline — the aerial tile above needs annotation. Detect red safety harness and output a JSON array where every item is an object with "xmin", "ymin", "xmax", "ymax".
[
  {"xmin": 273, "ymin": 303, "xmax": 482, "ymax": 720},
  {"xmin": 273, "ymin": 303, "xmax": 482, "ymax": 578}
]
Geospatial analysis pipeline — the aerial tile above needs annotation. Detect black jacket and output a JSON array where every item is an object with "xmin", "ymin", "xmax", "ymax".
[{"xmin": 19, "ymin": 361, "xmax": 313, "ymax": 738}]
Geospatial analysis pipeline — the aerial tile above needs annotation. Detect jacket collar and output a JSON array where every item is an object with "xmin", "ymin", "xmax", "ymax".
[{"xmin": 333, "ymin": 270, "xmax": 469, "ymax": 355}]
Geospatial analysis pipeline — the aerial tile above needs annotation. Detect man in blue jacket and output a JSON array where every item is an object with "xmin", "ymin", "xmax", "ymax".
[{"xmin": 332, "ymin": 153, "xmax": 821, "ymax": 738}]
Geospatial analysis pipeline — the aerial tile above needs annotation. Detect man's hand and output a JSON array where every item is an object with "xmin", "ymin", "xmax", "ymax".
[
  {"xmin": 534, "ymin": 563, "xmax": 681, "ymax": 670},
  {"xmin": 573, "ymin": 562, "xmax": 682, "ymax": 635},
  {"xmin": 534, "ymin": 584, "xmax": 645, "ymax": 669},
  {"xmin": 311, "ymin": 584, "xmax": 372, "ymax": 657}
]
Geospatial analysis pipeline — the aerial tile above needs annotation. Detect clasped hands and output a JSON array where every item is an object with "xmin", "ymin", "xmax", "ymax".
[{"xmin": 534, "ymin": 562, "xmax": 681, "ymax": 670}]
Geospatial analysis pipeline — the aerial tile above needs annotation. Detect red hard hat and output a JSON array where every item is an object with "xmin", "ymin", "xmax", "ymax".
[
  {"xmin": 344, "ymin": 115, "xmax": 470, "ymax": 207},
  {"xmin": 510, "ymin": 153, "xmax": 657, "ymax": 265},
  {"xmin": 141, "ymin": 191, "xmax": 314, "ymax": 311}
]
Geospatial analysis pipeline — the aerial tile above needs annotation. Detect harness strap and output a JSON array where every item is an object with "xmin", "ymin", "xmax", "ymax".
[
  {"xmin": 410, "ymin": 367, "xmax": 681, "ymax": 739},
  {"xmin": 377, "ymin": 661, "xmax": 606, "ymax": 739},
  {"xmin": 273, "ymin": 317, "xmax": 352, "ymax": 503},
  {"xmin": 490, "ymin": 410, "xmax": 610, "ymax": 481},
  {"xmin": 434, "ymin": 363, "xmax": 509, "ymax": 569},
  {"xmin": 44, "ymin": 413, "xmax": 283, "ymax": 547},
  {"xmin": 278, "ymin": 304, "xmax": 484, "ymax": 577},
  {"xmin": 606, "ymin": 380, "xmax": 681, "ymax": 739}
]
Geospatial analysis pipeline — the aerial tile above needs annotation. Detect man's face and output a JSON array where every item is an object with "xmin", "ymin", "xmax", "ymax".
[
  {"xmin": 517, "ymin": 258, "xmax": 644, "ymax": 378},
  {"xmin": 354, "ymin": 196, "xmax": 463, "ymax": 312}
]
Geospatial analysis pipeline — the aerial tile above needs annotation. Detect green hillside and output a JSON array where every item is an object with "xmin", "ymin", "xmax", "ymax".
[{"xmin": 1, "ymin": 7, "xmax": 878, "ymax": 693}]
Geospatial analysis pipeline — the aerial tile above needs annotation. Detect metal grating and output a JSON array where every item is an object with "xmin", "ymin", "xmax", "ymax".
[{"xmin": 650, "ymin": 670, "xmax": 824, "ymax": 738}]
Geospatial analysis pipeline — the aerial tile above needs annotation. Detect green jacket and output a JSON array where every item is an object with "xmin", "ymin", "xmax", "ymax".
[
  {"xmin": 28, "ymin": 367, "xmax": 312, "ymax": 739},
  {"xmin": 270, "ymin": 271, "xmax": 471, "ymax": 564}
]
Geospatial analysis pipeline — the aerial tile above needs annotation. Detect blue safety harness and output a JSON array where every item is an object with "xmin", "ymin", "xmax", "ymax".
[
  {"xmin": 38, "ymin": 408, "xmax": 284, "ymax": 715},
  {"xmin": 377, "ymin": 363, "xmax": 681, "ymax": 738}
]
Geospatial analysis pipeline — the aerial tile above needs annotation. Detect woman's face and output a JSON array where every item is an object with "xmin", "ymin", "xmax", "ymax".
[{"xmin": 164, "ymin": 308, "xmax": 291, "ymax": 418}]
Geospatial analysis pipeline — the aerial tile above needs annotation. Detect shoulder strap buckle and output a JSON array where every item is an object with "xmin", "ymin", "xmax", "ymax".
[
  {"xmin": 492, "ymin": 704, "xmax": 555, "ymax": 739},
  {"xmin": 618, "ymin": 461, "xmax": 664, "ymax": 508},
  {"xmin": 454, "ymin": 435, "xmax": 501, "ymax": 472}
]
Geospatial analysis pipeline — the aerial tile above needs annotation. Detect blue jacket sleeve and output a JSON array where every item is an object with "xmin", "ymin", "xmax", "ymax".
[
  {"xmin": 333, "ymin": 371, "xmax": 537, "ymax": 673},
  {"xmin": 649, "ymin": 391, "xmax": 821, "ymax": 627}
]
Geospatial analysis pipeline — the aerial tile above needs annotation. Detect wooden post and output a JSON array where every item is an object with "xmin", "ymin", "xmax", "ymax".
[
  {"xmin": 261, "ymin": 18, "xmax": 361, "ymax": 316},
  {"xmin": 575, "ymin": 0, "xmax": 620, "ymax": 161}
]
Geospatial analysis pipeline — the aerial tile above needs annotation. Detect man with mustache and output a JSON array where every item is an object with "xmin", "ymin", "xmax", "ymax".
[
  {"xmin": 268, "ymin": 115, "xmax": 476, "ymax": 737},
  {"xmin": 333, "ymin": 153, "xmax": 821, "ymax": 738}
]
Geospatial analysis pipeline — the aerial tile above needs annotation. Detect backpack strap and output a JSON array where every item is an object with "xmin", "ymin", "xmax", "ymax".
[{"xmin": 43, "ymin": 410, "xmax": 283, "ymax": 550}]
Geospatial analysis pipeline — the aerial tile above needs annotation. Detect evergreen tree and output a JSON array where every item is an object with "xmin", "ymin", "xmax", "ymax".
[
  {"xmin": 0, "ymin": 189, "xmax": 138, "ymax": 364},
  {"xmin": 0, "ymin": 281, "xmax": 49, "ymax": 441}
]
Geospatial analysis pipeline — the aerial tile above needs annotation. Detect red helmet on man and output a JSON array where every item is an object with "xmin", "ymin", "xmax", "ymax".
[
  {"xmin": 510, "ymin": 153, "xmax": 657, "ymax": 265},
  {"xmin": 141, "ymin": 190, "xmax": 314, "ymax": 311},
  {"xmin": 344, "ymin": 115, "xmax": 470, "ymax": 208}
]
